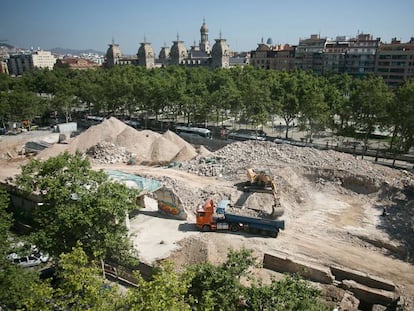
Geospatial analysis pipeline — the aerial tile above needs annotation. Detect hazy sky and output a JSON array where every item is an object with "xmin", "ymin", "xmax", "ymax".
[{"xmin": 1, "ymin": 0, "xmax": 413, "ymax": 55}]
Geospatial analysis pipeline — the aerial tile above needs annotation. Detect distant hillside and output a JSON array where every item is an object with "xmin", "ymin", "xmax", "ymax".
[
  {"xmin": 0, "ymin": 43, "xmax": 15, "ymax": 49},
  {"xmin": 51, "ymin": 47, "xmax": 104, "ymax": 56}
]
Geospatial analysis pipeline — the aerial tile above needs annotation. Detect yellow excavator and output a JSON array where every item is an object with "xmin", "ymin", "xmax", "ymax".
[{"xmin": 245, "ymin": 168, "xmax": 283, "ymax": 218}]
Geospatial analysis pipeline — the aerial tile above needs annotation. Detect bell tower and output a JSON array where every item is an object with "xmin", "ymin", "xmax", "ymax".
[{"xmin": 199, "ymin": 18, "xmax": 210, "ymax": 54}]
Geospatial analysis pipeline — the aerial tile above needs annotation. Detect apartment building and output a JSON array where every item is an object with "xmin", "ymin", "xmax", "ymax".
[
  {"xmin": 344, "ymin": 33, "xmax": 380, "ymax": 77},
  {"xmin": 31, "ymin": 50, "xmax": 56, "ymax": 70},
  {"xmin": 250, "ymin": 42, "xmax": 295, "ymax": 71},
  {"xmin": 55, "ymin": 57, "xmax": 101, "ymax": 70},
  {"xmin": 323, "ymin": 36, "xmax": 350, "ymax": 74},
  {"xmin": 375, "ymin": 38, "xmax": 414, "ymax": 87},
  {"xmin": 7, "ymin": 50, "xmax": 56, "ymax": 75},
  {"xmin": 295, "ymin": 34, "xmax": 327, "ymax": 74}
]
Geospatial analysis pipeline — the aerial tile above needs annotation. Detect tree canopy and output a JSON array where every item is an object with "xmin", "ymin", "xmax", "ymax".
[{"xmin": 14, "ymin": 152, "xmax": 139, "ymax": 261}]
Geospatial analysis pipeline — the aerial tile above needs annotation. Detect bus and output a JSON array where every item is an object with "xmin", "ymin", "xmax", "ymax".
[{"xmin": 175, "ymin": 126, "xmax": 212, "ymax": 139}]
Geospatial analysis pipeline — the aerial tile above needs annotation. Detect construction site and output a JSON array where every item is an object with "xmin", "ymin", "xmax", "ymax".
[{"xmin": 0, "ymin": 117, "xmax": 413, "ymax": 310}]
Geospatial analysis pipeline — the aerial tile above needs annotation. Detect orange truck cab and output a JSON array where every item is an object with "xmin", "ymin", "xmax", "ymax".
[{"xmin": 196, "ymin": 199, "xmax": 217, "ymax": 231}]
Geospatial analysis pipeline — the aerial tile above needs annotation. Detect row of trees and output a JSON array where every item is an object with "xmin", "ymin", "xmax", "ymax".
[
  {"xmin": 0, "ymin": 154, "xmax": 330, "ymax": 310},
  {"xmin": 1, "ymin": 66, "xmax": 414, "ymax": 151}
]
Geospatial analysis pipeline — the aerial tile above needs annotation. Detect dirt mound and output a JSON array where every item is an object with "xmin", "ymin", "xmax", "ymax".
[
  {"xmin": 150, "ymin": 136, "xmax": 181, "ymax": 164},
  {"xmin": 36, "ymin": 117, "xmax": 198, "ymax": 164}
]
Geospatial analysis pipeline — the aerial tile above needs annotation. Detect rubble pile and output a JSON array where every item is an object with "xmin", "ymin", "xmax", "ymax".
[
  {"xmin": 87, "ymin": 142, "xmax": 133, "ymax": 164},
  {"xmin": 180, "ymin": 140, "xmax": 407, "ymax": 188},
  {"xmin": 37, "ymin": 117, "xmax": 199, "ymax": 164}
]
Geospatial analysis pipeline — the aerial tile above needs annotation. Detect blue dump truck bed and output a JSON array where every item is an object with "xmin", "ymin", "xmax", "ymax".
[{"xmin": 222, "ymin": 212, "xmax": 285, "ymax": 237}]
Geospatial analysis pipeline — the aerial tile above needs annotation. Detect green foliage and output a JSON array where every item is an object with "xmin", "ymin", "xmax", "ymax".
[
  {"xmin": 4, "ymin": 66, "xmax": 413, "ymax": 148},
  {"xmin": 0, "ymin": 189, "xmax": 54, "ymax": 311},
  {"xmin": 124, "ymin": 261, "xmax": 192, "ymax": 311},
  {"xmin": 53, "ymin": 243, "xmax": 121, "ymax": 311},
  {"xmin": 388, "ymin": 80, "xmax": 414, "ymax": 152},
  {"xmin": 187, "ymin": 248, "xmax": 257, "ymax": 311},
  {"xmin": 243, "ymin": 274, "xmax": 329, "ymax": 311},
  {"xmin": 14, "ymin": 152, "xmax": 139, "ymax": 261}
]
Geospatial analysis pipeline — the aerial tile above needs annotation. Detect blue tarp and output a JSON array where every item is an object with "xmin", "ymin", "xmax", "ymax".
[{"xmin": 105, "ymin": 170, "xmax": 162, "ymax": 193}]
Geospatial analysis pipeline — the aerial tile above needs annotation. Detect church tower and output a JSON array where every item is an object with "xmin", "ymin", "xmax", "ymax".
[
  {"xmin": 199, "ymin": 18, "xmax": 210, "ymax": 54},
  {"xmin": 105, "ymin": 40, "xmax": 122, "ymax": 68},
  {"xmin": 170, "ymin": 34, "xmax": 187, "ymax": 65},
  {"xmin": 137, "ymin": 37, "xmax": 155, "ymax": 69},
  {"xmin": 211, "ymin": 33, "xmax": 230, "ymax": 68}
]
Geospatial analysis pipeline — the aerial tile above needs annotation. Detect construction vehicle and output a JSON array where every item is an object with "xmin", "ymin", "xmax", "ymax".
[
  {"xmin": 196, "ymin": 199, "xmax": 285, "ymax": 238},
  {"xmin": 245, "ymin": 168, "xmax": 276, "ymax": 193},
  {"xmin": 244, "ymin": 168, "xmax": 283, "ymax": 218}
]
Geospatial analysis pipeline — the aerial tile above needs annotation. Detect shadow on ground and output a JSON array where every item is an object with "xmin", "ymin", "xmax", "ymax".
[{"xmin": 375, "ymin": 184, "xmax": 414, "ymax": 263}]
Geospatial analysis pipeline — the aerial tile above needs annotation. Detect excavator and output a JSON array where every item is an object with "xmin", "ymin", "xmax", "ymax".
[{"xmin": 244, "ymin": 168, "xmax": 283, "ymax": 218}]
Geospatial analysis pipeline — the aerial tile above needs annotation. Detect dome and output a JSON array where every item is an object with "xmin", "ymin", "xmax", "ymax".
[
  {"xmin": 266, "ymin": 37, "xmax": 273, "ymax": 45},
  {"xmin": 200, "ymin": 20, "xmax": 208, "ymax": 33}
]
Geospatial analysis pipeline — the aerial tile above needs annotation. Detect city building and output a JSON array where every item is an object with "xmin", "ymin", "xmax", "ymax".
[
  {"xmin": 295, "ymin": 34, "xmax": 327, "ymax": 74},
  {"xmin": 250, "ymin": 39, "xmax": 295, "ymax": 71},
  {"xmin": 375, "ymin": 37, "xmax": 414, "ymax": 87},
  {"xmin": 0, "ymin": 58, "xmax": 8, "ymax": 74},
  {"xmin": 104, "ymin": 41, "xmax": 138, "ymax": 68},
  {"xmin": 105, "ymin": 20, "xmax": 247, "ymax": 69},
  {"xmin": 7, "ymin": 52, "xmax": 33, "ymax": 75},
  {"xmin": 137, "ymin": 39, "xmax": 155, "ymax": 69},
  {"xmin": 7, "ymin": 50, "xmax": 56, "ymax": 75},
  {"xmin": 31, "ymin": 50, "xmax": 56, "ymax": 70},
  {"xmin": 55, "ymin": 57, "xmax": 101, "ymax": 70},
  {"xmin": 344, "ymin": 33, "xmax": 380, "ymax": 77},
  {"xmin": 211, "ymin": 36, "xmax": 230, "ymax": 68},
  {"xmin": 323, "ymin": 36, "xmax": 350, "ymax": 74}
]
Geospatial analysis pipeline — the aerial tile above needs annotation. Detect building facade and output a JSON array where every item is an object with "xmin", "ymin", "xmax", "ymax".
[
  {"xmin": 7, "ymin": 50, "xmax": 56, "ymax": 75},
  {"xmin": 375, "ymin": 38, "xmax": 414, "ymax": 87},
  {"xmin": 55, "ymin": 57, "xmax": 101, "ymax": 70},
  {"xmin": 31, "ymin": 50, "xmax": 56, "ymax": 70},
  {"xmin": 344, "ymin": 33, "xmax": 380, "ymax": 77},
  {"xmin": 295, "ymin": 34, "xmax": 327, "ymax": 74},
  {"xmin": 250, "ymin": 41, "xmax": 295, "ymax": 71},
  {"xmin": 137, "ymin": 39, "xmax": 155, "ymax": 69},
  {"xmin": 105, "ymin": 20, "xmax": 245, "ymax": 70}
]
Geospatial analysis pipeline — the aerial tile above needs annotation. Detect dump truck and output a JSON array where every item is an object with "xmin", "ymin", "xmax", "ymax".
[{"xmin": 196, "ymin": 199, "xmax": 285, "ymax": 238}]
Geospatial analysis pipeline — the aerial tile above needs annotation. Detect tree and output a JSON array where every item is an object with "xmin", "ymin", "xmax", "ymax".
[
  {"xmin": 14, "ymin": 152, "xmax": 139, "ymax": 261},
  {"xmin": 276, "ymin": 71, "xmax": 301, "ymax": 139},
  {"xmin": 186, "ymin": 248, "xmax": 257, "ymax": 311},
  {"xmin": 350, "ymin": 75, "xmax": 393, "ymax": 153},
  {"xmin": 0, "ymin": 189, "xmax": 53, "ymax": 311},
  {"xmin": 298, "ymin": 74, "xmax": 329, "ymax": 142},
  {"xmin": 53, "ymin": 243, "xmax": 121, "ymax": 311},
  {"xmin": 244, "ymin": 274, "xmax": 329, "ymax": 311},
  {"xmin": 125, "ymin": 261, "xmax": 192, "ymax": 311},
  {"xmin": 388, "ymin": 80, "xmax": 414, "ymax": 153}
]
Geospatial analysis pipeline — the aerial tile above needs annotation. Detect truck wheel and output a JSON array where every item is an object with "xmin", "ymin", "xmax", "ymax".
[
  {"xmin": 269, "ymin": 230, "xmax": 278, "ymax": 238},
  {"xmin": 202, "ymin": 225, "xmax": 211, "ymax": 232},
  {"xmin": 230, "ymin": 224, "xmax": 238, "ymax": 232}
]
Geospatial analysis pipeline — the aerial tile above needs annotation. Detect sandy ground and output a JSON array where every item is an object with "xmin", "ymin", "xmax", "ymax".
[
  {"xmin": 94, "ymin": 163, "xmax": 414, "ymax": 307},
  {"xmin": 1, "ymin": 128, "xmax": 413, "ymax": 308}
]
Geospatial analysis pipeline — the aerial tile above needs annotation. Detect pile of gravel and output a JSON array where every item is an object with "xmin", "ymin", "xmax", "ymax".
[
  {"xmin": 180, "ymin": 140, "xmax": 412, "ymax": 190},
  {"xmin": 87, "ymin": 142, "xmax": 133, "ymax": 164}
]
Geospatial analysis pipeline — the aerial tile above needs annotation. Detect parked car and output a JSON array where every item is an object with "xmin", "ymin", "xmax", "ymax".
[{"xmin": 7, "ymin": 252, "xmax": 49, "ymax": 268}]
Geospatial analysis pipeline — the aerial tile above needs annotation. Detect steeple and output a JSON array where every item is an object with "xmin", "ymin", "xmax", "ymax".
[{"xmin": 199, "ymin": 18, "xmax": 210, "ymax": 54}]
